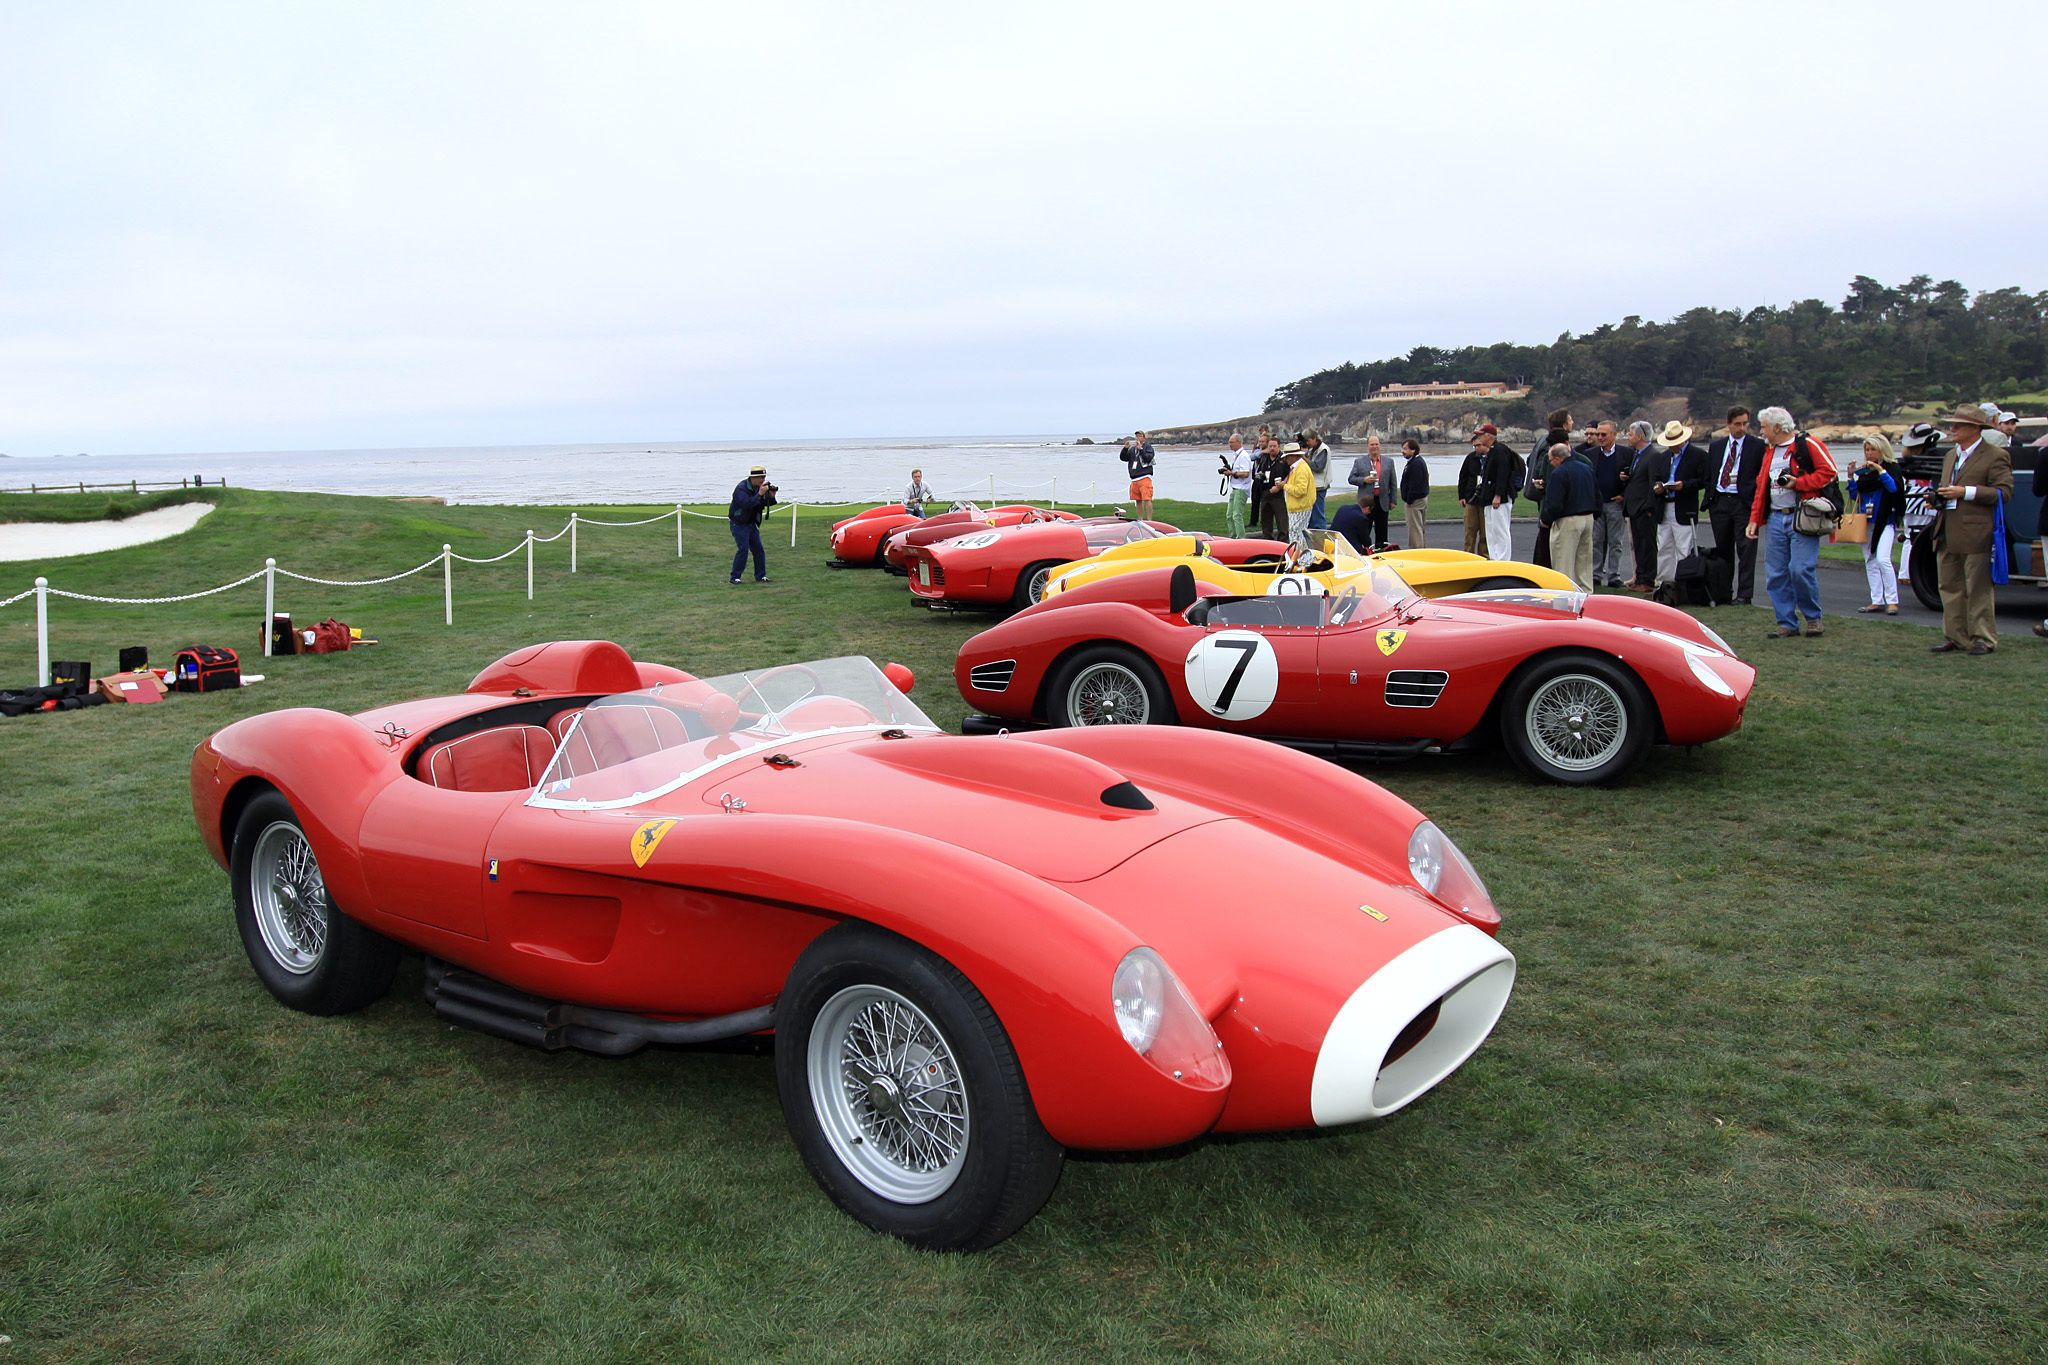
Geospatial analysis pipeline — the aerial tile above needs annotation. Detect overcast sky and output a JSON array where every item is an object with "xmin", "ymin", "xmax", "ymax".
[{"xmin": 3, "ymin": 0, "xmax": 2042, "ymax": 456}]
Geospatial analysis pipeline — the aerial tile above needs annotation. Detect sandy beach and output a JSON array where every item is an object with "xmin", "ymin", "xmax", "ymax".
[{"xmin": 0, "ymin": 501, "xmax": 214, "ymax": 563}]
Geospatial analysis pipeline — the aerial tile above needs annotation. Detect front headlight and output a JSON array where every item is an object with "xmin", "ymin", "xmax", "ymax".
[
  {"xmin": 1686, "ymin": 649, "xmax": 1734, "ymax": 696},
  {"xmin": 1111, "ymin": 947, "xmax": 1229, "ymax": 1088},
  {"xmin": 1407, "ymin": 820, "xmax": 1499, "ymax": 928}
]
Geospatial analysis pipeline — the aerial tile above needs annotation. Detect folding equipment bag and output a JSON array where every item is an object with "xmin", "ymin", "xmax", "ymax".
[
  {"xmin": 119, "ymin": 646, "xmax": 149, "ymax": 672},
  {"xmin": 48, "ymin": 661, "xmax": 92, "ymax": 696},
  {"xmin": 173, "ymin": 646, "xmax": 241, "ymax": 694},
  {"xmin": 269, "ymin": 613, "xmax": 298, "ymax": 655}
]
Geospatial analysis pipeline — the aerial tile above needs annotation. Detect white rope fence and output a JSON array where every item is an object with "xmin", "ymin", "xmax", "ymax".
[{"xmin": 2, "ymin": 475, "xmax": 1117, "ymax": 686}]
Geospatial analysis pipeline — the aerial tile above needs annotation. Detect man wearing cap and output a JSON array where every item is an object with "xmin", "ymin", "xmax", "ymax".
[
  {"xmin": 1282, "ymin": 441, "xmax": 1317, "ymax": 548},
  {"xmin": 727, "ymin": 465, "xmax": 777, "ymax": 585},
  {"xmin": 1476, "ymin": 425, "xmax": 1519, "ymax": 560},
  {"xmin": 1538, "ymin": 443, "xmax": 1598, "ymax": 592},
  {"xmin": 1651, "ymin": 420, "xmax": 1709, "ymax": 589},
  {"xmin": 1929, "ymin": 406, "xmax": 2013, "ymax": 654},
  {"xmin": 1704, "ymin": 406, "xmax": 1767, "ymax": 605}
]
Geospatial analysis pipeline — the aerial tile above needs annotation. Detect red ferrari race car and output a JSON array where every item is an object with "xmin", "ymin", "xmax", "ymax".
[
  {"xmin": 953, "ymin": 562, "xmax": 1754, "ymax": 785},
  {"xmin": 828, "ymin": 503, "xmax": 1073, "ymax": 567},
  {"xmin": 902, "ymin": 516, "xmax": 1288, "ymax": 611},
  {"xmin": 880, "ymin": 505, "xmax": 1080, "ymax": 575},
  {"xmin": 193, "ymin": 639, "xmax": 1514, "ymax": 1250}
]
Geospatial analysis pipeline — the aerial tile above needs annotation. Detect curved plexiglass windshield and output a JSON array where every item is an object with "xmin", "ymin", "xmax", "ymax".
[
  {"xmin": 527, "ymin": 656, "xmax": 938, "ymax": 810},
  {"xmin": 1083, "ymin": 518, "xmax": 1163, "ymax": 549}
]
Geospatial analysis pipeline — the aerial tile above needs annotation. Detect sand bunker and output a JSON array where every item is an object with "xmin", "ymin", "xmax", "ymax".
[{"xmin": 0, "ymin": 502, "xmax": 216, "ymax": 564}]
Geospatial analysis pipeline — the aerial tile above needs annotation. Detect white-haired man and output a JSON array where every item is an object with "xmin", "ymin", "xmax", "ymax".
[{"xmin": 1745, "ymin": 406, "xmax": 1836, "ymax": 638}]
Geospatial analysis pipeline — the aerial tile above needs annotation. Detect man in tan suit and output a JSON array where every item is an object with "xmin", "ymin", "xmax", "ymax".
[{"xmin": 1929, "ymin": 407, "xmax": 2014, "ymax": 654}]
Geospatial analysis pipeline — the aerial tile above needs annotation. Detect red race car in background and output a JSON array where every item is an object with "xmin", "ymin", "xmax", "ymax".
[
  {"xmin": 829, "ymin": 503, "xmax": 1074, "ymax": 567},
  {"xmin": 881, "ymin": 505, "xmax": 1079, "ymax": 574},
  {"xmin": 191, "ymin": 639, "xmax": 1514, "ymax": 1251},
  {"xmin": 903, "ymin": 517, "xmax": 1288, "ymax": 611},
  {"xmin": 953, "ymin": 563, "xmax": 1754, "ymax": 785}
]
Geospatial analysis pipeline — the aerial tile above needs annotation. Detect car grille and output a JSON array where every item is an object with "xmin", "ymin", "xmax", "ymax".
[
  {"xmin": 915, "ymin": 558, "xmax": 946, "ymax": 587},
  {"xmin": 968, "ymin": 660, "xmax": 1017, "ymax": 692},
  {"xmin": 1384, "ymin": 670, "xmax": 1449, "ymax": 708}
]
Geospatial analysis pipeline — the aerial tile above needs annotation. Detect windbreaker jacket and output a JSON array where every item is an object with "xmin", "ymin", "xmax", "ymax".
[{"xmin": 1747, "ymin": 437, "xmax": 1839, "ymax": 526}]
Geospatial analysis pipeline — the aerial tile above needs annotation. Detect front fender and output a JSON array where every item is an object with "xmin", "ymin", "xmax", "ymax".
[{"xmin": 643, "ymin": 813, "xmax": 1229, "ymax": 1150}]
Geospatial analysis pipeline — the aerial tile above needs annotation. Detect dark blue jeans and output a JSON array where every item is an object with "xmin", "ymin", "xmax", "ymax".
[{"xmin": 729, "ymin": 520, "xmax": 766, "ymax": 581}]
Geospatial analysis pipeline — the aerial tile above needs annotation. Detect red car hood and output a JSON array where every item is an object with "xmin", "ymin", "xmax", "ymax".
[{"xmin": 626, "ymin": 731, "xmax": 1223, "ymax": 883}]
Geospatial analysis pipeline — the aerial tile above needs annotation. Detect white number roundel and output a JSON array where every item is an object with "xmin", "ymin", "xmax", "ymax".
[
  {"xmin": 1264, "ymin": 574, "xmax": 1327, "ymax": 596},
  {"xmin": 1183, "ymin": 630, "xmax": 1280, "ymax": 721},
  {"xmin": 944, "ymin": 532, "xmax": 1001, "ymax": 550}
]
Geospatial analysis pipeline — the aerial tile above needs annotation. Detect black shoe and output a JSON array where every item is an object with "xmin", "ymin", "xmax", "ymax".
[
  {"xmin": 2034, "ymin": 623, "xmax": 2048, "ymax": 639},
  {"xmin": 1967, "ymin": 643, "xmax": 1992, "ymax": 656},
  {"xmin": 1930, "ymin": 641, "xmax": 1961, "ymax": 652},
  {"xmin": 1736, "ymin": 598, "xmax": 1752, "ymax": 606},
  {"xmin": 728, "ymin": 578, "xmax": 741, "ymax": 586}
]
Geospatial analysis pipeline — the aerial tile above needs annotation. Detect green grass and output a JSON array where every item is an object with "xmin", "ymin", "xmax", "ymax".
[
  {"xmin": 0, "ymin": 487, "xmax": 220, "ymax": 524},
  {"xmin": 3, "ymin": 490, "xmax": 2044, "ymax": 1363}
]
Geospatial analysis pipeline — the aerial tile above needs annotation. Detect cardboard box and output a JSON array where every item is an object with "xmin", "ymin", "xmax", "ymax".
[{"xmin": 96, "ymin": 671, "xmax": 168, "ymax": 704}]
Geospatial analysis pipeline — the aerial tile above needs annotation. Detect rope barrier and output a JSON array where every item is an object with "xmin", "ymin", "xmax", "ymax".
[
  {"xmin": 46, "ymin": 568, "xmax": 270, "ymax": 605},
  {"xmin": 577, "ymin": 510, "xmax": 677, "ymax": 527},
  {"xmin": 449, "ymin": 542, "xmax": 529, "ymax": 564},
  {"xmin": 274, "ymin": 554, "xmax": 445, "ymax": 587},
  {"xmin": 0, "ymin": 586, "xmax": 36, "ymax": 610}
]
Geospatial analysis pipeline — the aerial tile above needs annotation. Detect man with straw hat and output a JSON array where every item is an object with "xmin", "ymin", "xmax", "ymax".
[
  {"xmin": 1651, "ymin": 419, "xmax": 1708, "ymax": 589},
  {"xmin": 1928, "ymin": 406, "xmax": 2013, "ymax": 654}
]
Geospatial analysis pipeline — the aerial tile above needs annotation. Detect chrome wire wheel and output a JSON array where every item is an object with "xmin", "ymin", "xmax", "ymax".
[
  {"xmin": 1026, "ymin": 566, "xmax": 1054, "ymax": 603},
  {"xmin": 1067, "ymin": 661, "xmax": 1150, "ymax": 725},
  {"xmin": 248, "ymin": 820, "xmax": 329, "ymax": 974},
  {"xmin": 808, "ymin": 984, "xmax": 970, "ymax": 1203},
  {"xmin": 1524, "ymin": 672, "xmax": 1627, "ymax": 772}
]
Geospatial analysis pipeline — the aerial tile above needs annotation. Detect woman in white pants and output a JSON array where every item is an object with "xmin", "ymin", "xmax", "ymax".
[{"xmin": 1849, "ymin": 435, "xmax": 1901, "ymax": 614}]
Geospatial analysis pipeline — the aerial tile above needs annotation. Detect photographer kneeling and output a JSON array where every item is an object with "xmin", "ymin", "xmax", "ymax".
[{"xmin": 728, "ymin": 464, "xmax": 778, "ymax": 585}]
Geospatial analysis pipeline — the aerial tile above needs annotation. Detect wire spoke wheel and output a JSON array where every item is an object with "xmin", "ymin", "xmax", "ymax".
[
  {"xmin": 248, "ymin": 820, "xmax": 329, "ymax": 974},
  {"xmin": 1068, "ymin": 662, "xmax": 1150, "ymax": 725},
  {"xmin": 1026, "ymin": 566, "xmax": 1053, "ymax": 603},
  {"xmin": 809, "ymin": 984, "xmax": 970, "ymax": 1204},
  {"xmin": 1524, "ymin": 673, "xmax": 1627, "ymax": 772}
]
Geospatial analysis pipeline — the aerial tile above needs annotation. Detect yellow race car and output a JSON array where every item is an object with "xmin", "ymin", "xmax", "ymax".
[{"xmin": 1041, "ymin": 533, "xmax": 1576, "ymax": 601}]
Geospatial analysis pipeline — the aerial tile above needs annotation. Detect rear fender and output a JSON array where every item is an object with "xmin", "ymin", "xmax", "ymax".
[
  {"xmin": 649, "ymin": 814, "xmax": 1229, "ymax": 1149},
  {"xmin": 201, "ymin": 708, "xmax": 402, "ymax": 915}
]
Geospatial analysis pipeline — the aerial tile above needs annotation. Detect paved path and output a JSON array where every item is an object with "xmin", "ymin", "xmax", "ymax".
[{"xmin": 1416, "ymin": 518, "xmax": 2048, "ymax": 637}]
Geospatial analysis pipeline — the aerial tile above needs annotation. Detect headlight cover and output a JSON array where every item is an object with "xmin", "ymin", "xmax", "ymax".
[
  {"xmin": 1407, "ymin": 820, "xmax": 1500, "ymax": 930},
  {"xmin": 1686, "ymin": 649, "xmax": 1734, "ymax": 696},
  {"xmin": 1110, "ymin": 947, "xmax": 1229, "ymax": 1088}
]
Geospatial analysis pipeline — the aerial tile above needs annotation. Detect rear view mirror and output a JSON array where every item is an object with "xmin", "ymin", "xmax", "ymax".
[{"xmin": 883, "ymin": 663, "xmax": 915, "ymax": 694}]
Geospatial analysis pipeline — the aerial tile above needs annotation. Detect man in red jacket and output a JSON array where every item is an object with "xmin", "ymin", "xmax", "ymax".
[{"xmin": 1745, "ymin": 406, "xmax": 1837, "ymax": 638}]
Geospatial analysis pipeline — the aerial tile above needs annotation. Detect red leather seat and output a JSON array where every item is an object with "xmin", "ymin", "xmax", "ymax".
[
  {"xmin": 553, "ymin": 705, "xmax": 692, "ymax": 777},
  {"xmin": 547, "ymin": 708, "xmax": 585, "ymax": 743},
  {"xmin": 419, "ymin": 725, "xmax": 558, "ymax": 792}
]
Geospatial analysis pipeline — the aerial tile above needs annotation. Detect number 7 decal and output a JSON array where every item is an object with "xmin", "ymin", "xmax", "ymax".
[
  {"xmin": 1211, "ymin": 638, "xmax": 1260, "ymax": 712},
  {"xmin": 1182, "ymin": 630, "xmax": 1280, "ymax": 721}
]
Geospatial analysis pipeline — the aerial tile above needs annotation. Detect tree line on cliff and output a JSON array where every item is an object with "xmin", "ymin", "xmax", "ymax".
[{"xmin": 1263, "ymin": 276, "xmax": 2048, "ymax": 420}]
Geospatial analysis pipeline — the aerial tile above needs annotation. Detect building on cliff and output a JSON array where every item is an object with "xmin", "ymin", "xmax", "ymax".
[{"xmin": 1369, "ymin": 380, "xmax": 1527, "ymax": 400}]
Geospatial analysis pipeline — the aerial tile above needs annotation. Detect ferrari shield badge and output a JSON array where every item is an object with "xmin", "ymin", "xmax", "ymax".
[
  {"xmin": 1375, "ymin": 629, "xmax": 1407, "ymax": 656},
  {"xmin": 1359, "ymin": 904, "xmax": 1388, "ymax": 921},
  {"xmin": 630, "ymin": 818, "xmax": 678, "ymax": 868}
]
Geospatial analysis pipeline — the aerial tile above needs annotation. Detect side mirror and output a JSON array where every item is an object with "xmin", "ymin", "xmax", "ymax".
[
  {"xmin": 883, "ymin": 662, "xmax": 915, "ymax": 694},
  {"xmin": 699, "ymin": 693, "xmax": 740, "ymax": 736}
]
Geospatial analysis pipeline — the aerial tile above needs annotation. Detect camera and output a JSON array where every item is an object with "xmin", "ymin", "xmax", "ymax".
[{"xmin": 1775, "ymin": 474, "xmax": 1793, "ymax": 488}]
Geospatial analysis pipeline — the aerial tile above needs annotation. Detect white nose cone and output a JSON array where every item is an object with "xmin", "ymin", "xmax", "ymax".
[{"xmin": 1310, "ymin": 924, "xmax": 1516, "ymax": 1127}]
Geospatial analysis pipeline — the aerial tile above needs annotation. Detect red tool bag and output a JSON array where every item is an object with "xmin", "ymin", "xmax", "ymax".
[
  {"xmin": 307, "ymin": 619, "xmax": 352, "ymax": 654},
  {"xmin": 173, "ymin": 645, "xmax": 241, "ymax": 693}
]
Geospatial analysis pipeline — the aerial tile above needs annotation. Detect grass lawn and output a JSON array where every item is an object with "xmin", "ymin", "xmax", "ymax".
[{"xmin": 2, "ymin": 490, "xmax": 2043, "ymax": 1363}]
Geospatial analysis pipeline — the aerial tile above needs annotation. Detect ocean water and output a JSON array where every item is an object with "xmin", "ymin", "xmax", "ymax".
[{"xmin": 0, "ymin": 436, "xmax": 1481, "ymax": 510}]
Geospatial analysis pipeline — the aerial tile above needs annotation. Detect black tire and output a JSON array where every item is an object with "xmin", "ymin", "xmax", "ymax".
[
  {"xmin": 874, "ymin": 535, "xmax": 893, "ymax": 568},
  {"xmin": 775, "ymin": 922, "xmax": 1064, "ymax": 1251},
  {"xmin": 1498, "ymin": 652, "xmax": 1652, "ymax": 786},
  {"xmin": 1045, "ymin": 644, "xmax": 1176, "ymax": 727},
  {"xmin": 1470, "ymin": 575, "xmax": 1533, "ymax": 591},
  {"xmin": 1011, "ymin": 560, "xmax": 1061, "ymax": 611},
  {"xmin": 1907, "ymin": 531, "xmax": 1941, "ymax": 610},
  {"xmin": 231, "ymin": 791, "xmax": 400, "ymax": 1015}
]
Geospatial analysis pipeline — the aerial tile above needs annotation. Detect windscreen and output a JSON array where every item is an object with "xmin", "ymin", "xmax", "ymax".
[
  {"xmin": 527, "ymin": 656, "xmax": 938, "ymax": 810},
  {"xmin": 1084, "ymin": 519, "xmax": 1163, "ymax": 549}
]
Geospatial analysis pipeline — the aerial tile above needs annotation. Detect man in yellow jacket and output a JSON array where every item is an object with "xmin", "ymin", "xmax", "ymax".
[{"xmin": 1283, "ymin": 442, "xmax": 1317, "ymax": 548}]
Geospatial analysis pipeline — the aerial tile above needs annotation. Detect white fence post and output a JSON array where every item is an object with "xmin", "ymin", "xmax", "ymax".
[
  {"xmin": 1051, "ymin": 477, "xmax": 1058, "ymax": 510},
  {"xmin": 988, "ymin": 473, "xmax": 996, "ymax": 506},
  {"xmin": 570, "ymin": 513, "xmax": 579, "ymax": 573},
  {"xmin": 442, "ymin": 545, "xmax": 453, "ymax": 625},
  {"xmin": 526, "ymin": 531, "xmax": 534, "ymax": 601},
  {"xmin": 675, "ymin": 505, "xmax": 683, "ymax": 558},
  {"xmin": 34, "ymin": 577, "xmax": 49, "ymax": 687},
  {"xmin": 790, "ymin": 502, "xmax": 798, "ymax": 549},
  {"xmin": 263, "ymin": 558, "xmax": 275, "ymax": 657}
]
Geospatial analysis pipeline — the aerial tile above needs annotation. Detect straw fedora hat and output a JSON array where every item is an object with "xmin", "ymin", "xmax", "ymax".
[
  {"xmin": 1281, "ymin": 441, "xmax": 1303, "ymax": 454},
  {"xmin": 1657, "ymin": 419, "xmax": 1694, "ymax": 447},
  {"xmin": 1942, "ymin": 406, "xmax": 1989, "ymax": 429}
]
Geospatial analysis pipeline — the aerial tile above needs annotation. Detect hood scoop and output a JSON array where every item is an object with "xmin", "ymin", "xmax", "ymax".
[{"xmin": 853, "ymin": 734, "xmax": 1154, "ymax": 817}]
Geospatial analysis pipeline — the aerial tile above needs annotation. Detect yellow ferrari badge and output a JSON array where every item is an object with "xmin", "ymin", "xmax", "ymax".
[
  {"xmin": 630, "ymin": 818, "xmax": 678, "ymax": 868},
  {"xmin": 1375, "ymin": 629, "xmax": 1407, "ymax": 656},
  {"xmin": 1359, "ymin": 904, "xmax": 1388, "ymax": 922}
]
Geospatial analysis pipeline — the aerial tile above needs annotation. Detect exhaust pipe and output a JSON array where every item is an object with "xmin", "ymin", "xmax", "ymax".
[{"xmin": 423, "ymin": 957, "xmax": 774, "ymax": 1057}]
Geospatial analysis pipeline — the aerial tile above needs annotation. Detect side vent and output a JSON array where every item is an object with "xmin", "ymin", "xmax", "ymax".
[
  {"xmin": 1384, "ymin": 670, "xmax": 1449, "ymax": 708},
  {"xmin": 1099, "ymin": 781, "xmax": 1154, "ymax": 811},
  {"xmin": 968, "ymin": 659, "xmax": 1018, "ymax": 693}
]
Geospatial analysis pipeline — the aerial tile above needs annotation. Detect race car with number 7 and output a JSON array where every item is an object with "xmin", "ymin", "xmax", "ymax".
[{"xmin": 953, "ymin": 555, "xmax": 1755, "ymax": 785}]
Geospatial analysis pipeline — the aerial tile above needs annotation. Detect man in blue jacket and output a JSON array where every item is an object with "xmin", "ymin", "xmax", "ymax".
[
  {"xmin": 1538, "ymin": 443, "xmax": 1598, "ymax": 591},
  {"xmin": 727, "ymin": 464, "xmax": 778, "ymax": 585}
]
